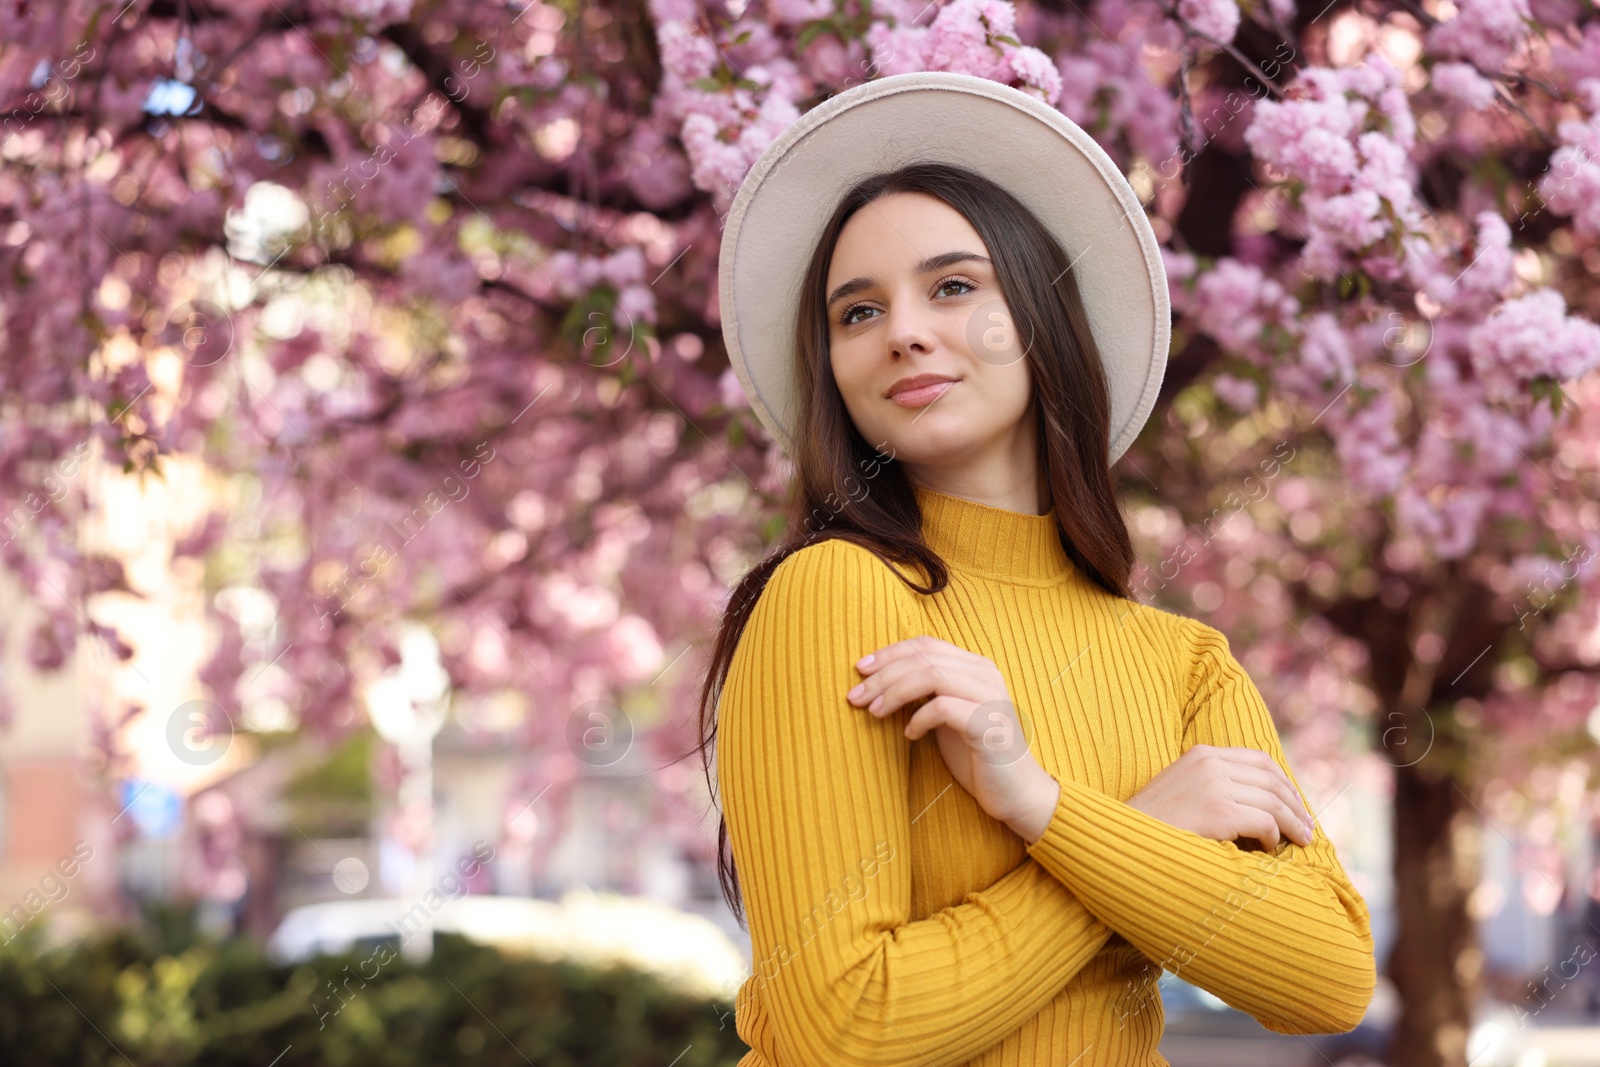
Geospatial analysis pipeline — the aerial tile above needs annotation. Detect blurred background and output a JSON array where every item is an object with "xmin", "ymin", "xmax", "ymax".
[{"xmin": 3, "ymin": 0, "xmax": 1600, "ymax": 1064}]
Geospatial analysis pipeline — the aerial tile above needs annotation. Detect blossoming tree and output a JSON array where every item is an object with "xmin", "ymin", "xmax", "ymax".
[{"xmin": 3, "ymin": 1, "xmax": 1600, "ymax": 1064}]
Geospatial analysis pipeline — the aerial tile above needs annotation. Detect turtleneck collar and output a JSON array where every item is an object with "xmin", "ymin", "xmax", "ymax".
[{"xmin": 911, "ymin": 483, "xmax": 1077, "ymax": 585}]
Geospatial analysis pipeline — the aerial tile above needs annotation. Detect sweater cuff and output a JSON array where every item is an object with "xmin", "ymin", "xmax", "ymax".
[{"xmin": 1025, "ymin": 774, "xmax": 1135, "ymax": 878}]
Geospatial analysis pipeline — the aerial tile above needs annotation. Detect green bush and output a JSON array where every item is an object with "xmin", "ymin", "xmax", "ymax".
[{"xmin": 0, "ymin": 907, "xmax": 749, "ymax": 1067}]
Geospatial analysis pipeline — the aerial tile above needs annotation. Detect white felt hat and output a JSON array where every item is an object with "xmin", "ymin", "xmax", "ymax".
[{"xmin": 716, "ymin": 70, "xmax": 1170, "ymax": 463}]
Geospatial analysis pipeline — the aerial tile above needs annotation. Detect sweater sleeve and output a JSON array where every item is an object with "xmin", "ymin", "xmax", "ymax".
[
  {"xmin": 717, "ymin": 539, "xmax": 1115, "ymax": 1067},
  {"xmin": 1022, "ymin": 616, "xmax": 1377, "ymax": 1035}
]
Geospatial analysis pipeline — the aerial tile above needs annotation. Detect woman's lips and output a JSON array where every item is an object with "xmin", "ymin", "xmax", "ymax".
[{"xmin": 888, "ymin": 380, "xmax": 956, "ymax": 408}]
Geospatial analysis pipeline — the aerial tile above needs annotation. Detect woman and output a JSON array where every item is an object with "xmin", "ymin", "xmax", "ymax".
[{"xmin": 696, "ymin": 73, "xmax": 1376, "ymax": 1067}]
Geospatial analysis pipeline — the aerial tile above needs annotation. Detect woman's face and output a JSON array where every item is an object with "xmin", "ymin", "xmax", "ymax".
[{"xmin": 824, "ymin": 191, "xmax": 1035, "ymax": 481}]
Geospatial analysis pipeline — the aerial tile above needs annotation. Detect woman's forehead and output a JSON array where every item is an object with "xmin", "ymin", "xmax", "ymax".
[{"xmin": 829, "ymin": 196, "xmax": 990, "ymax": 279}]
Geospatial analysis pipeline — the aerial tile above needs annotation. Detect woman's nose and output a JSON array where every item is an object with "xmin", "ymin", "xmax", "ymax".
[{"xmin": 881, "ymin": 297, "xmax": 936, "ymax": 359}]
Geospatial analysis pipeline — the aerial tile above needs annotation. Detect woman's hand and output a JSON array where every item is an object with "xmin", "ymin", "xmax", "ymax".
[
  {"xmin": 1126, "ymin": 744, "xmax": 1316, "ymax": 849},
  {"xmin": 847, "ymin": 636, "xmax": 1060, "ymax": 844}
]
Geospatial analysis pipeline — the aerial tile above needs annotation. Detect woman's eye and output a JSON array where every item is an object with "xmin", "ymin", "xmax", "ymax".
[
  {"xmin": 839, "ymin": 304, "xmax": 874, "ymax": 326},
  {"xmin": 937, "ymin": 277, "xmax": 975, "ymax": 297}
]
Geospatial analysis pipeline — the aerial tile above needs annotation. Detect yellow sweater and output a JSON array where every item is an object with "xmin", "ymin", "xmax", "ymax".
[{"xmin": 716, "ymin": 484, "xmax": 1376, "ymax": 1067}]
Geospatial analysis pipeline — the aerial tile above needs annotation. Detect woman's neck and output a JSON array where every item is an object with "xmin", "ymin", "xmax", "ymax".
[
  {"xmin": 898, "ymin": 401, "xmax": 1050, "ymax": 513},
  {"xmin": 904, "ymin": 456, "xmax": 1050, "ymax": 515}
]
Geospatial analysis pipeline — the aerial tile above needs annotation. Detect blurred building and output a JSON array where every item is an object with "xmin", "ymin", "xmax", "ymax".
[{"xmin": 0, "ymin": 564, "xmax": 122, "ymax": 944}]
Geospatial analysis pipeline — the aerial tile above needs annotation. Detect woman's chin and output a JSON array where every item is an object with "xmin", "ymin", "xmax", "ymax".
[
  {"xmin": 884, "ymin": 437, "xmax": 994, "ymax": 471},
  {"xmin": 854, "ymin": 407, "xmax": 1007, "ymax": 470}
]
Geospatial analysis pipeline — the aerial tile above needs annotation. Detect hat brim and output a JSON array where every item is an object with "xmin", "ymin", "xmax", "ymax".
[{"xmin": 717, "ymin": 70, "xmax": 1170, "ymax": 464}]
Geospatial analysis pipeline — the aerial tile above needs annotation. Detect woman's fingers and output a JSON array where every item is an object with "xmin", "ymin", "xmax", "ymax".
[
  {"xmin": 1217, "ymin": 758, "xmax": 1313, "ymax": 823},
  {"xmin": 1215, "ymin": 748, "xmax": 1315, "ymax": 838},
  {"xmin": 856, "ymin": 635, "xmax": 989, "ymax": 674},
  {"xmin": 1133, "ymin": 744, "xmax": 1318, "ymax": 849},
  {"xmin": 903, "ymin": 695, "xmax": 953, "ymax": 741},
  {"xmin": 848, "ymin": 653, "xmax": 989, "ymax": 715},
  {"xmin": 1224, "ymin": 783, "xmax": 1313, "ymax": 848},
  {"xmin": 902, "ymin": 692, "xmax": 1021, "ymax": 749}
]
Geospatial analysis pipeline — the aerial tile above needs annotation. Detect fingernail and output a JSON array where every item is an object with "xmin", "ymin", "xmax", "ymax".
[
  {"xmin": 857, "ymin": 653, "xmax": 875, "ymax": 668},
  {"xmin": 868, "ymin": 694, "xmax": 883, "ymax": 714},
  {"xmin": 847, "ymin": 683, "xmax": 864, "ymax": 701},
  {"xmin": 1303, "ymin": 818, "xmax": 1315, "ymax": 839}
]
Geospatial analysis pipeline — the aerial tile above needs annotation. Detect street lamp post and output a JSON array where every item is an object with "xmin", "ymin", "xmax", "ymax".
[{"xmin": 362, "ymin": 622, "xmax": 449, "ymax": 962}]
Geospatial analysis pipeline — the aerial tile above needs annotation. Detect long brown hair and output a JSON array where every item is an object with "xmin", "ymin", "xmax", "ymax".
[{"xmin": 698, "ymin": 160, "xmax": 1136, "ymax": 925}]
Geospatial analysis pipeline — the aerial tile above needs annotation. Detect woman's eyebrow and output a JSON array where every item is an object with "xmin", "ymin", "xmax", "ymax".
[{"xmin": 826, "ymin": 251, "xmax": 992, "ymax": 309}]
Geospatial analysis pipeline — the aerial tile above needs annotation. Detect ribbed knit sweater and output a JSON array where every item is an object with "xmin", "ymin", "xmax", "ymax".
[{"xmin": 716, "ymin": 484, "xmax": 1376, "ymax": 1067}]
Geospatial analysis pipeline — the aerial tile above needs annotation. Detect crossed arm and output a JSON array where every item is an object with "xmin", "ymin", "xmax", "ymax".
[{"xmin": 1022, "ymin": 617, "xmax": 1377, "ymax": 1034}]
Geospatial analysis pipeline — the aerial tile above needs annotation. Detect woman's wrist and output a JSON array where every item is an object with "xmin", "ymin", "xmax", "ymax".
[{"xmin": 1006, "ymin": 767, "xmax": 1062, "ymax": 846}]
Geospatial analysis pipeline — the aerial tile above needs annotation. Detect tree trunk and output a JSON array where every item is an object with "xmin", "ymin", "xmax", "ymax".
[{"xmin": 1385, "ymin": 744, "xmax": 1483, "ymax": 1067}]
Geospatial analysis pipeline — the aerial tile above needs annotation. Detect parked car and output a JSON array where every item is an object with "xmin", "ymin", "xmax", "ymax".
[
  {"xmin": 266, "ymin": 889, "xmax": 748, "ymax": 1000},
  {"xmin": 1156, "ymin": 971, "xmax": 1533, "ymax": 1067}
]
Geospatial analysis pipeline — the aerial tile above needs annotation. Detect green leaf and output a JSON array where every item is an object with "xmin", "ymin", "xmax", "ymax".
[
  {"xmin": 689, "ymin": 76, "xmax": 723, "ymax": 92},
  {"xmin": 559, "ymin": 283, "xmax": 623, "ymax": 364},
  {"xmin": 762, "ymin": 512, "xmax": 787, "ymax": 542},
  {"xmin": 1529, "ymin": 376, "xmax": 1565, "ymax": 414},
  {"xmin": 796, "ymin": 19, "xmax": 834, "ymax": 51},
  {"xmin": 732, "ymin": 28, "xmax": 752, "ymax": 45},
  {"xmin": 991, "ymin": 34, "xmax": 1021, "ymax": 46}
]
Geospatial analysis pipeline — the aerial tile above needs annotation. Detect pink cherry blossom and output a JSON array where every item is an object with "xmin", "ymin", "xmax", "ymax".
[
  {"xmin": 864, "ymin": 21, "xmax": 932, "ymax": 77},
  {"xmin": 1431, "ymin": 62, "xmax": 1499, "ymax": 110},
  {"xmin": 1538, "ymin": 78, "xmax": 1600, "ymax": 238},
  {"xmin": 1177, "ymin": 0, "xmax": 1241, "ymax": 45},
  {"xmin": 1212, "ymin": 372, "xmax": 1260, "ymax": 411},
  {"xmin": 1468, "ymin": 288, "xmax": 1600, "ymax": 399},
  {"xmin": 1000, "ymin": 43, "xmax": 1064, "ymax": 104},
  {"xmin": 925, "ymin": 0, "xmax": 1014, "ymax": 80},
  {"xmin": 1425, "ymin": 0, "xmax": 1533, "ymax": 70}
]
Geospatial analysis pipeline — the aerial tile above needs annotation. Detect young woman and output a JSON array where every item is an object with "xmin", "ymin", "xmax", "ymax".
[{"xmin": 696, "ymin": 73, "xmax": 1376, "ymax": 1067}]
